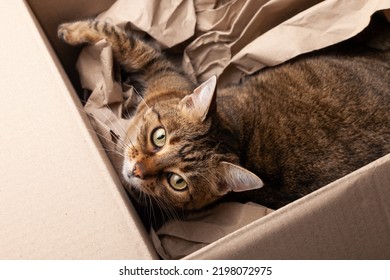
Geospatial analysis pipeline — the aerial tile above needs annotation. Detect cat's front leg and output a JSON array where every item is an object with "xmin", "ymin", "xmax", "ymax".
[
  {"xmin": 58, "ymin": 19, "xmax": 160, "ymax": 73},
  {"xmin": 57, "ymin": 20, "xmax": 123, "ymax": 46}
]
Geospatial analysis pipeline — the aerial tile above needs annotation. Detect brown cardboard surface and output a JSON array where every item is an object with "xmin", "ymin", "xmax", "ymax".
[
  {"xmin": 0, "ymin": 0, "xmax": 156, "ymax": 259},
  {"xmin": 27, "ymin": 0, "xmax": 116, "ymax": 94},
  {"xmin": 186, "ymin": 154, "xmax": 390, "ymax": 259}
]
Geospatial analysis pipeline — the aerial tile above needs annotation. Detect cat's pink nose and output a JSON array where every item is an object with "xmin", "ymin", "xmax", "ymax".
[{"xmin": 132, "ymin": 163, "xmax": 144, "ymax": 179}]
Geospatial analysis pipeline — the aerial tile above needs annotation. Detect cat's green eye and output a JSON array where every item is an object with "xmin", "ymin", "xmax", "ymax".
[
  {"xmin": 168, "ymin": 173, "xmax": 188, "ymax": 191},
  {"xmin": 151, "ymin": 127, "xmax": 166, "ymax": 148}
]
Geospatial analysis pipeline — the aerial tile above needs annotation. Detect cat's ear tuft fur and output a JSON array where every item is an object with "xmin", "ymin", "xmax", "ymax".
[
  {"xmin": 180, "ymin": 76, "xmax": 217, "ymax": 122},
  {"xmin": 219, "ymin": 162, "xmax": 264, "ymax": 193}
]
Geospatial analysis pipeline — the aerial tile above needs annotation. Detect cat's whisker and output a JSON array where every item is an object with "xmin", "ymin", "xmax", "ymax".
[
  {"xmin": 145, "ymin": 194, "xmax": 161, "ymax": 229},
  {"xmin": 147, "ymin": 195, "xmax": 158, "ymax": 228},
  {"xmin": 142, "ymin": 193, "xmax": 157, "ymax": 225},
  {"xmin": 154, "ymin": 198, "xmax": 170, "ymax": 224},
  {"xmin": 84, "ymin": 126, "xmax": 125, "ymax": 153},
  {"xmin": 131, "ymin": 187, "xmax": 144, "ymax": 206},
  {"xmin": 155, "ymin": 197, "xmax": 180, "ymax": 223},
  {"xmin": 122, "ymin": 100, "xmax": 135, "ymax": 120},
  {"xmin": 73, "ymin": 105, "xmax": 128, "ymax": 150},
  {"xmin": 96, "ymin": 104, "xmax": 135, "ymax": 150},
  {"xmin": 100, "ymin": 103, "xmax": 136, "ymax": 149},
  {"xmin": 89, "ymin": 123, "xmax": 127, "ymax": 155},
  {"xmin": 133, "ymin": 86, "xmax": 150, "ymax": 110},
  {"xmin": 96, "ymin": 147, "xmax": 124, "ymax": 159}
]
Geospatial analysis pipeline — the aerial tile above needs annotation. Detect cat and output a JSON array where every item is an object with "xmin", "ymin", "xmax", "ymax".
[{"xmin": 58, "ymin": 14, "xmax": 390, "ymax": 215}]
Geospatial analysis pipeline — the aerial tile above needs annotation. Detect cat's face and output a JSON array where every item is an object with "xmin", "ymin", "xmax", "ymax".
[
  {"xmin": 122, "ymin": 103, "xmax": 222, "ymax": 209},
  {"xmin": 121, "ymin": 77, "xmax": 263, "ymax": 210}
]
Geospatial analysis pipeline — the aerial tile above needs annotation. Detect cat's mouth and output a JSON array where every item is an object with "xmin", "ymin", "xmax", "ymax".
[
  {"xmin": 122, "ymin": 160, "xmax": 140, "ymax": 187},
  {"xmin": 126, "ymin": 184, "xmax": 157, "ymax": 208},
  {"xmin": 122, "ymin": 171, "xmax": 145, "ymax": 194},
  {"xmin": 122, "ymin": 160, "xmax": 154, "ymax": 196},
  {"xmin": 122, "ymin": 171, "xmax": 151, "ymax": 201}
]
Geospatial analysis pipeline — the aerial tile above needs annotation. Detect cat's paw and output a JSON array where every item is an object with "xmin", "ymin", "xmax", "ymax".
[{"xmin": 58, "ymin": 20, "xmax": 99, "ymax": 45}]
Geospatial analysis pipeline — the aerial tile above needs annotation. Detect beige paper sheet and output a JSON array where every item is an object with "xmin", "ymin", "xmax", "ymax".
[
  {"xmin": 75, "ymin": 0, "xmax": 390, "ymax": 259},
  {"xmin": 97, "ymin": 0, "xmax": 196, "ymax": 48},
  {"xmin": 151, "ymin": 202, "xmax": 273, "ymax": 259}
]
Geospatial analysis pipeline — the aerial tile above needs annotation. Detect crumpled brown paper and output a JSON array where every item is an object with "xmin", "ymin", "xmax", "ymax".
[
  {"xmin": 76, "ymin": 40, "xmax": 138, "ymax": 179},
  {"xmin": 219, "ymin": 0, "xmax": 390, "ymax": 85},
  {"xmin": 75, "ymin": 0, "xmax": 390, "ymax": 259},
  {"xmin": 97, "ymin": 0, "xmax": 196, "ymax": 48},
  {"xmin": 150, "ymin": 202, "xmax": 273, "ymax": 259}
]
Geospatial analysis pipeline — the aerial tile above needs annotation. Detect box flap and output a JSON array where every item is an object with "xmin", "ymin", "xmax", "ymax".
[
  {"xmin": 0, "ymin": 1, "xmax": 156, "ymax": 259},
  {"xmin": 187, "ymin": 154, "xmax": 390, "ymax": 259}
]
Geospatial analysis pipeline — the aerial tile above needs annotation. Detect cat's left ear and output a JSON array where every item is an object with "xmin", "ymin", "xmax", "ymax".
[
  {"xmin": 219, "ymin": 162, "xmax": 264, "ymax": 193},
  {"xmin": 180, "ymin": 76, "xmax": 217, "ymax": 122}
]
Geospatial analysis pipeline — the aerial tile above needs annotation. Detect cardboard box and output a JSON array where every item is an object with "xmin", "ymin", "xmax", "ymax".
[
  {"xmin": 0, "ymin": 0, "xmax": 389, "ymax": 259},
  {"xmin": 0, "ymin": 0, "xmax": 156, "ymax": 259}
]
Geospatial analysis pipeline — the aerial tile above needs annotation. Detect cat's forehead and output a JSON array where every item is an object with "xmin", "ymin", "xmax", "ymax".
[
  {"xmin": 152, "ymin": 99, "xmax": 180, "ymax": 114},
  {"xmin": 148, "ymin": 103, "xmax": 186, "ymax": 125},
  {"xmin": 141, "ymin": 101, "xmax": 209, "ymax": 144}
]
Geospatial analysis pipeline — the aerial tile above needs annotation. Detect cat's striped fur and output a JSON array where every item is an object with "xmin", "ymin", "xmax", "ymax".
[{"xmin": 58, "ymin": 15, "xmax": 390, "ymax": 212}]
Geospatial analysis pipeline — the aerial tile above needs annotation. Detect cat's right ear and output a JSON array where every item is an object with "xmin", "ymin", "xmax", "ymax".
[
  {"xmin": 179, "ymin": 76, "xmax": 217, "ymax": 122},
  {"xmin": 219, "ymin": 162, "xmax": 264, "ymax": 193}
]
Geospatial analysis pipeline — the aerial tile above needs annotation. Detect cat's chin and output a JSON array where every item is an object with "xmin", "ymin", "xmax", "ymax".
[
  {"xmin": 123, "ymin": 176, "xmax": 143, "ymax": 193},
  {"xmin": 127, "ymin": 184, "xmax": 143, "ymax": 196},
  {"xmin": 122, "ymin": 178, "xmax": 149, "ymax": 202}
]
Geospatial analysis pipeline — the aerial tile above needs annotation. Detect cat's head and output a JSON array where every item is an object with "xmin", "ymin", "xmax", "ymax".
[{"xmin": 121, "ymin": 76, "xmax": 263, "ymax": 210}]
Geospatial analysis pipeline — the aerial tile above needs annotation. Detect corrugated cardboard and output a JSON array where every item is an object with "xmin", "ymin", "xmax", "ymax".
[
  {"xmin": 187, "ymin": 154, "xmax": 390, "ymax": 259},
  {"xmin": 1, "ymin": 0, "xmax": 389, "ymax": 260},
  {"xmin": 0, "ymin": 0, "xmax": 156, "ymax": 259}
]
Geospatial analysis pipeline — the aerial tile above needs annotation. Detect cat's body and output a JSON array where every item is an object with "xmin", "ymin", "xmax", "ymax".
[
  {"xmin": 219, "ymin": 43, "xmax": 390, "ymax": 208},
  {"xmin": 58, "ymin": 14, "xmax": 390, "ymax": 214}
]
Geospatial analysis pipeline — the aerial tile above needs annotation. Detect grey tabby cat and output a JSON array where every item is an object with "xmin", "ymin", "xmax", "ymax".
[{"xmin": 58, "ymin": 14, "xmax": 390, "ymax": 216}]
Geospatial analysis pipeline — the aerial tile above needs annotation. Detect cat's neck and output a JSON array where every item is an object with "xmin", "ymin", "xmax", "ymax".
[{"xmin": 218, "ymin": 87, "xmax": 256, "ymax": 138}]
